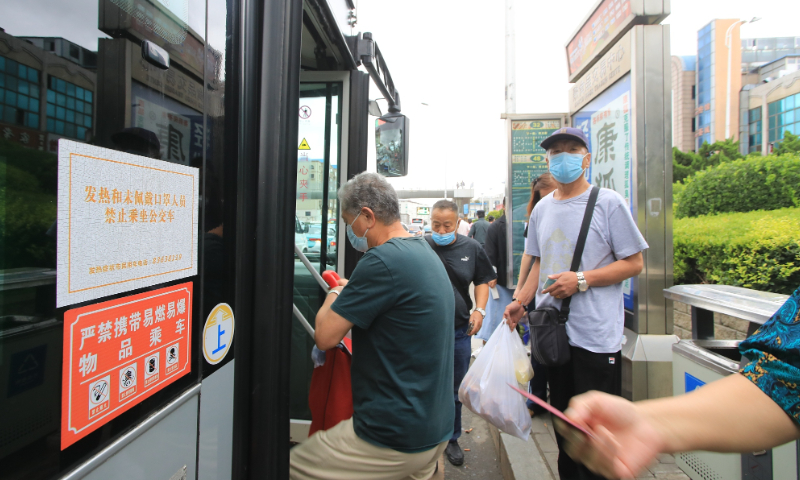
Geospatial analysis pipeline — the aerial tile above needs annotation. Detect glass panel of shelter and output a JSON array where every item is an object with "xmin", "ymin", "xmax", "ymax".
[
  {"xmin": 290, "ymin": 82, "xmax": 341, "ymax": 421},
  {"xmin": 0, "ymin": 0, "xmax": 236, "ymax": 476}
]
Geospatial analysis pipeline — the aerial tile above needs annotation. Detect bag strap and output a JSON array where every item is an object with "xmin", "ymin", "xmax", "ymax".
[
  {"xmin": 559, "ymin": 186, "xmax": 599, "ymax": 320},
  {"xmin": 425, "ymin": 237, "xmax": 474, "ymax": 311}
]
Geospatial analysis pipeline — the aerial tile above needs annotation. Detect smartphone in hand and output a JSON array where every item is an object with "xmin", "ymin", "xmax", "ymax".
[{"xmin": 541, "ymin": 277, "xmax": 556, "ymax": 293}]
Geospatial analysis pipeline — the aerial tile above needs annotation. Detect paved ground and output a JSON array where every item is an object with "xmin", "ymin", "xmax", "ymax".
[
  {"xmin": 443, "ymin": 337, "xmax": 505, "ymax": 479},
  {"xmin": 524, "ymin": 411, "xmax": 691, "ymax": 480},
  {"xmin": 443, "ymin": 402, "xmax": 505, "ymax": 479}
]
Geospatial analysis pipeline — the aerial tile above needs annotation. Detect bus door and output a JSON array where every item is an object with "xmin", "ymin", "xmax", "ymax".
[
  {"xmin": 0, "ymin": 0, "xmax": 240, "ymax": 477},
  {"xmin": 290, "ymin": 72, "xmax": 350, "ymax": 442}
]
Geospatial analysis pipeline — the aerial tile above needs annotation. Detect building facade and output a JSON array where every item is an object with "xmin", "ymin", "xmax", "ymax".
[
  {"xmin": 741, "ymin": 36, "xmax": 800, "ymax": 74},
  {"xmin": 695, "ymin": 19, "xmax": 743, "ymax": 151},
  {"xmin": 0, "ymin": 29, "xmax": 97, "ymax": 152},
  {"xmin": 740, "ymin": 68, "xmax": 800, "ymax": 155},
  {"xmin": 672, "ymin": 55, "xmax": 697, "ymax": 152}
]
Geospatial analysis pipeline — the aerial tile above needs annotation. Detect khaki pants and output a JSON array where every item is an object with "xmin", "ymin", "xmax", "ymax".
[{"xmin": 290, "ymin": 418, "xmax": 447, "ymax": 480}]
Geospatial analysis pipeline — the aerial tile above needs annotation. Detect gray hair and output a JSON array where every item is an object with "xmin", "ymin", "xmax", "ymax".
[
  {"xmin": 432, "ymin": 199, "xmax": 458, "ymax": 213},
  {"xmin": 338, "ymin": 172, "xmax": 401, "ymax": 224}
]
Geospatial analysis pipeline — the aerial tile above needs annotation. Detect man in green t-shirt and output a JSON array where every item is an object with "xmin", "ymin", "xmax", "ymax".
[{"xmin": 290, "ymin": 172, "xmax": 455, "ymax": 480}]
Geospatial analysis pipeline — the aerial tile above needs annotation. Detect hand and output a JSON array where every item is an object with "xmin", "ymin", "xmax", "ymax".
[
  {"xmin": 542, "ymin": 271, "xmax": 579, "ymax": 299},
  {"xmin": 488, "ymin": 279, "xmax": 497, "ymax": 289},
  {"xmin": 468, "ymin": 310, "xmax": 484, "ymax": 335},
  {"xmin": 556, "ymin": 391, "xmax": 665, "ymax": 479},
  {"xmin": 337, "ymin": 278, "xmax": 348, "ymax": 287},
  {"xmin": 503, "ymin": 302, "xmax": 525, "ymax": 330}
]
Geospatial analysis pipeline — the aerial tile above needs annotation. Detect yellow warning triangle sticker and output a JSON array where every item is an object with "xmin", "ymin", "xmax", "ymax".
[{"xmin": 298, "ymin": 138, "xmax": 311, "ymax": 150}]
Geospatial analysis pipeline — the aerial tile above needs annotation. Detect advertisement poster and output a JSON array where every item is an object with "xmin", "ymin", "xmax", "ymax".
[
  {"xmin": 573, "ymin": 73, "xmax": 635, "ymax": 309},
  {"xmin": 61, "ymin": 282, "xmax": 193, "ymax": 449},
  {"xmin": 509, "ymin": 119, "xmax": 562, "ymax": 284},
  {"xmin": 56, "ymin": 140, "xmax": 199, "ymax": 307},
  {"xmin": 567, "ymin": 0, "xmax": 632, "ymax": 80}
]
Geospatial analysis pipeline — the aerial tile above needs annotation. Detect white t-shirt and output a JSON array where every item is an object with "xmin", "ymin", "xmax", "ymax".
[
  {"xmin": 456, "ymin": 219, "xmax": 471, "ymax": 236},
  {"xmin": 525, "ymin": 187, "xmax": 648, "ymax": 353}
]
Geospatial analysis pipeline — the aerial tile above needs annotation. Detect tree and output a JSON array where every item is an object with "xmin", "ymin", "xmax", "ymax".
[
  {"xmin": 672, "ymin": 147, "xmax": 700, "ymax": 183},
  {"xmin": 774, "ymin": 131, "xmax": 800, "ymax": 156},
  {"xmin": 672, "ymin": 138, "xmax": 744, "ymax": 183}
]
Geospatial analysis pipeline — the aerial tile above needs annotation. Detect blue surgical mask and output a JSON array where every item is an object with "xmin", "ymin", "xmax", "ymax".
[
  {"xmin": 346, "ymin": 212, "xmax": 369, "ymax": 252},
  {"xmin": 431, "ymin": 231, "xmax": 455, "ymax": 246},
  {"xmin": 549, "ymin": 152, "xmax": 588, "ymax": 184}
]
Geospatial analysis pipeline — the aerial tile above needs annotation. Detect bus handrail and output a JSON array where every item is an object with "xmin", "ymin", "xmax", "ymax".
[
  {"xmin": 292, "ymin": 304, "xmax": 315, "ymax": 337},
  {"xmin": 294, "ymin": 244, "xmax": 331, "ymax": 293}
]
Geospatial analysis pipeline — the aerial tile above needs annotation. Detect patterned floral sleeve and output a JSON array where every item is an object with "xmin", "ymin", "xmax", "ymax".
[{"xmin": 739, "ymin": 286, "xmax": 800, "ymax": 425}]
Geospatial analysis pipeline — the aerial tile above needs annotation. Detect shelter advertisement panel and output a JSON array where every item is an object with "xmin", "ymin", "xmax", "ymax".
[
  {"xmin": 507, "ymin": 118, "xmax": 563, "ymax": 285},
  {"xmin": 572, "ymin": 73, "xmax": 635, "ymax": 309},
  {"xmin": 56, "ymin": 140, "xmax": 199, "ymax": 307},
  {"xmin": 566, "ymin": 0, "xmax": 633, "ymax": 82},
  {"xmin": 61, "ymin": 282, "xmax": 193, "ymax": 449}
]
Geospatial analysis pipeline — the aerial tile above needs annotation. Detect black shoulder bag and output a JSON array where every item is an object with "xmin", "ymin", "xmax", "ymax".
[
  {"xmin": 528, "ymin": 186, "xmax": 599, "ymax": 367},
  {"xmin": 425, "ymin": 237, "xmax": 473, "ymax": 311}
]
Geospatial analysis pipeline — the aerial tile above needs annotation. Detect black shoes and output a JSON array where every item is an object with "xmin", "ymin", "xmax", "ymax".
[{"xmin": 445, "ymin": 440, "xmax": 464, "ymax": 466}]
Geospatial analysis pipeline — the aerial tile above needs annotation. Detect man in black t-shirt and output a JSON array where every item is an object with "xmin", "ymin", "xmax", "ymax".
[{"xmin": 428, "ymin": 200, "xmax": 496, "ymax": 466}]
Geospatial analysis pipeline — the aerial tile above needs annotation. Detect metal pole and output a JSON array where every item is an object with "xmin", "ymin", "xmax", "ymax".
[
  {"xmin": 505, "ymin": 0, "xmax": 516, "ymax": 114},
  {"xmin": 292, "ymin": 304, "xmax": 315, "ymax": 337},
  {"xmin": 294, "ymin": 244, "xmax": 331, "ymax": 292}
]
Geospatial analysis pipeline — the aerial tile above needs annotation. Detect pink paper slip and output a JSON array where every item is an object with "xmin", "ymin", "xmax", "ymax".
[{"xmin": 508, "ymin": 383, "xmax": 595, "ymax": 438}]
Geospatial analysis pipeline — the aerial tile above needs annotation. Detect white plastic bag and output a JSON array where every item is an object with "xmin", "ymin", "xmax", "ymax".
[{"xmin": 458, "ymin": 320, "xmax": 533, "ymax": 440}]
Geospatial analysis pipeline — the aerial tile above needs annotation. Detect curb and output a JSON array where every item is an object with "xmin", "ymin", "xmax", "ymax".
[{"xmin": 489, "ymin": 421, "xmax": 556, "ymax": 480}]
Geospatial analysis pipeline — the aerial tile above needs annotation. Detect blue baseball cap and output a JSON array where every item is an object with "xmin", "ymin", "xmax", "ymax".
[{"xmin": 540, "ymin": 127, "xmax": 589, "ymax": 151}]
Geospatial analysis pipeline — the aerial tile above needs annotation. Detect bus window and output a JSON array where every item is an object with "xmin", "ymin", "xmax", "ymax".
[{"xmin": 0, "ymin": 0, "xmax": 236, "ymax": 476}]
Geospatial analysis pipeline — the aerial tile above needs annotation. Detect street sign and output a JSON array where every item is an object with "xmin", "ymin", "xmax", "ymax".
[{"xmin": 502, "ymin": 114, "xmax": 569, "ymax": 288}]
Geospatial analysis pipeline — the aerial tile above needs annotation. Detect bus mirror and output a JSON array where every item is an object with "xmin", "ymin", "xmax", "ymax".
[{"xmin": 375, "ymin": 113, "xmax": 410, "ymax": 177}]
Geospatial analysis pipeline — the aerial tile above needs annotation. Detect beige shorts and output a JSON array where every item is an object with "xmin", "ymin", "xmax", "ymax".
[{"xmin": 289, "ymin": 418, "xmax": 448, "ymax": 480}]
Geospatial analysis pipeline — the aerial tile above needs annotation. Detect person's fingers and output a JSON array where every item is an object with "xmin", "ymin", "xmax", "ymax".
[
  {"xmin": 473, "ymin": 316, "xmax": 483, "ymax": 334},
  {"xmin": 337, "ymin": 278, "xmax": 348, "ymax": 286}
]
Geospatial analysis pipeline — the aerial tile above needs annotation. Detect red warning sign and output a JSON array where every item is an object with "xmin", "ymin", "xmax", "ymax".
[{"xmin": 61, "ymin": 282, "xmax": 192, "ymax": 450}]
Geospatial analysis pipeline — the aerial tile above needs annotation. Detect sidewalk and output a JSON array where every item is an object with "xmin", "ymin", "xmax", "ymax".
[{"xmin": 493, "ymin": 411, "xmax": 690, "ymax": 480}]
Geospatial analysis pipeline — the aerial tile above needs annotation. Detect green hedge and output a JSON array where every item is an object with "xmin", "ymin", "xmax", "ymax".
[
  {"xmin": 674, "ymin": 208, "xmax": 800, "ymax": 295},
  {"xmin": 676, "ymin": 154, "xmax": 800, "ymax": 218}
]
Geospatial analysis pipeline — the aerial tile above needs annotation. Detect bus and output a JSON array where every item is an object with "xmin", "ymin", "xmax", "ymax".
[{"xmin": 0, "ymin": 1, "xmax": 403, "ymax": 478}]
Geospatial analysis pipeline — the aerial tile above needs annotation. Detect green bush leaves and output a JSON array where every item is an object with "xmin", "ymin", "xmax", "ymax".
[
  {"xmin": 676, "ymin": 154, "xmax": 800, "ymax": 218},
  {"xmin": 674, "ymin": 208, "xmax": 800, "ymax": 295}
]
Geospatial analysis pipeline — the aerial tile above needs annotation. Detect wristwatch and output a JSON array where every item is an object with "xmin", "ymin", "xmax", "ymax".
[
  {"xmin": 576, "ymin": 272, "xmax": 588, "ymax": 292},
  {"xmin": 474, "ymin": 307, "xmax": 486, "ymax": 318}
]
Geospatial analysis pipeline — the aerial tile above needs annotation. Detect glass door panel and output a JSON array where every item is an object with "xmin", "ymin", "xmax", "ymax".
[{"xmin": 290, "ymin": 81, "xmax": 341, "ymax": 420}]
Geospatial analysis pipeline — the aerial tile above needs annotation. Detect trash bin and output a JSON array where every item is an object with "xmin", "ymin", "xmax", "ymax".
[{"xmin": 667, "ymin": 285, "xmax": 797, "ymax": 480}]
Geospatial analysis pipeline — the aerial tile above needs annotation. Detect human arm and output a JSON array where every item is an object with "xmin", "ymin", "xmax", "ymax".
[
  {"xmin": 557, "ymin": 374, "xmax": 800, "ymax": 479},
  {"xmin": 315, "ymin": 285, "xmax": 354, "ymax": 350},
  {"xmin": 542, "ymin": 252, "xmax": 643, "ymax": 299},
  {"xmin": 468, "ymin": 223, "xmax": 476, "ymax": 238},
  {"xmin": 514, "ymin": 253, "xmax": 535, "ymax": 298},
  {"xmin": 469, "ymin": 283, "xmax": 489, "ymax": 334},
  {"xmin": 504, "ymin": 256, "xmax": 540, "ymax": 329}
]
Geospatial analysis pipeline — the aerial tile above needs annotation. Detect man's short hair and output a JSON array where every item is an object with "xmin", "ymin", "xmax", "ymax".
[
  {"xmin": 338, "ymin": 172, "xmax": 401, "ymax": 224},
  {"xmin": 476, "ymin": 210, "xmax": 485, "ymax": 218},
  {"xmin": 432, "ymin": 199, "xmax": 459, "ymax": 214},
  {"xmin": 487, "ymin": 215, "xmax": 495, "ymax": 222}
]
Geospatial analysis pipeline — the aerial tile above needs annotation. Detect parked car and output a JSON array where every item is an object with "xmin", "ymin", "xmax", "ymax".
[
  {"xmin": 305, "ymin": 224, "xmax": 337, "ymax": 255},
  {"xmin": 407, "ymin": 224, "xmax": 424, "ymax": 237}
]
